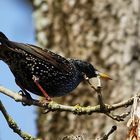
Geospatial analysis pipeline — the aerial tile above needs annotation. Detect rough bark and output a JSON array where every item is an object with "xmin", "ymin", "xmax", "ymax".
[{"xmin": 31, "ymin": 0, "xmax": 140, "ymax": 139}]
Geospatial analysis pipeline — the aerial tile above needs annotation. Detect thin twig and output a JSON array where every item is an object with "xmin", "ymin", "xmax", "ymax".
[
  {"xmin": 96, "ymin": 86, "xmax": 106, "ymax": 111},
  {"xmin": 86, "ymin": 77, "xmax": 106, "ymax": 111},
  {"xmin": 0, "ymin": 85, "xmax": 136, "ymax": 121},
  {"xmin": 99, "ymin": 125, "xmax": 117, "ymax": 140},
  {"xmin": 0, "ymin": 100, "xmax": 40, "ymax": 140}
]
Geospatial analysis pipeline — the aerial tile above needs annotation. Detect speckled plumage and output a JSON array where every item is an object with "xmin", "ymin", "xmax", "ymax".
[{"xmin": 0, "ymin": 32, "xmax": 97, "ymax": 97}]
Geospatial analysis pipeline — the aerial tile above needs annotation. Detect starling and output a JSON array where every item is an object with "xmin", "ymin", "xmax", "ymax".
[{"xmin": 0, "ymin": 32, "xmax": 111, "ymax": 100}]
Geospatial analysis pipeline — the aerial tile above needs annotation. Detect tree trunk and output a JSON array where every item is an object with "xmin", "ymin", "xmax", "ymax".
[{"xmin": 31, "ymin": 0, "xmax": 140, "ymax": 139}]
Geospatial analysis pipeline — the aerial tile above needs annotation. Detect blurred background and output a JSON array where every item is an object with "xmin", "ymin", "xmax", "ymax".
[{"xmin": 0, "ymin": 0, "xmax": 140, "ymax": 140}]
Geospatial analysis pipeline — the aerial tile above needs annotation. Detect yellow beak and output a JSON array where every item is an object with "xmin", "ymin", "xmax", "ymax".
[{"xmin": 98, "ymin": 72, "xmax": 112, "ymax": 80}]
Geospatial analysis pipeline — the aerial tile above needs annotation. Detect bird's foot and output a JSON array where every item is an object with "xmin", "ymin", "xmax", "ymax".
[
  {"xmin": 18, "ymin": 90, "xmax": 33, "ymax": 106},
  {"xmin": 45, "ymin": 96, "xmax": 52, "ymax": 101},
  {"xmin": 39, "ymin": 97, "xmax": 52, "ymax": 106}
]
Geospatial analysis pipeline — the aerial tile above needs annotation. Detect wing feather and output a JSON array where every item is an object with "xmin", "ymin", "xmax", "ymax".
[{"xmin": 0, "ymin": 38, "xmax": 71, "ymax": 72}]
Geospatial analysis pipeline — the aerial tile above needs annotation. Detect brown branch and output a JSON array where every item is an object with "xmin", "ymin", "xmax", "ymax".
[
  {"xmin": 0, "ymin": 85, "xmax": 135, "ymax": 121},
  {"xmin": 99, "ymin": 125, "xmax": 117, "ymax": 140},
  {"xmin": 0, "ymin": 85, "xmax": 136, "ymax": 139},
  {"xmin": 0, "ymin": 100, "xmax": 41, "ymax": 140},
  {"xmin": 95, "ymin": 86, "xmax": 106, "ymax": 111}
]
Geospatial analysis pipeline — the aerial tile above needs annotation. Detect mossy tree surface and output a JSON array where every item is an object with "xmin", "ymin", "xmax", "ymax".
[{"xmin": 31, "ymin": 0, "xmax": 140, "ymax": 139}]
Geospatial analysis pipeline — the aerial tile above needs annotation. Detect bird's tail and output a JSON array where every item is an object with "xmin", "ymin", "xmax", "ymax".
[
  {"xmin": 0, "ymin": 32, "xmax": 10, "ymax": 60},
  {"xmin": 0, "ymin": 32, "xmax": 9, "ymax": 47},
  {"xmin": 0, "ymin": 32, "xmax": 9, "ymax": 40}
]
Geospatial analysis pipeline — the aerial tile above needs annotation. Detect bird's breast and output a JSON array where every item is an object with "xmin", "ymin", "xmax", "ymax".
[{"xmin": 5, "ymin": 51, "xmax": 81, "ymax": 97}]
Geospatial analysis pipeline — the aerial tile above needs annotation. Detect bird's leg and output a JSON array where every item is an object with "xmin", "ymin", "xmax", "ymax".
[
  {"xmin": 32, "ymin": 75, "xmax": 51, "ymax": 101},
  {"xmin": 16, "ymin": 80, "xmax": 32, "ymax": 99},
  {"xmin": 18, "ymin": 90, "xmax": 32, "ymax": 106},
  {"xmin": 18, "ymin": 89, "xmax": 32, "ymax": 100},
  {"xmin": 16, "ymin": 80, "xmax": 32, "ymax": 106}
]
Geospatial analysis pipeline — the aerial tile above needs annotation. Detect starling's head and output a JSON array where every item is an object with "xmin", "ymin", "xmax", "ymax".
[
  {"xmin": 70, "ymin": 59, "xmax": 112, "ymax": 80},
  {"xmin": 71, "ymin": 60, "xmax": 97, "ymax": 78}
]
